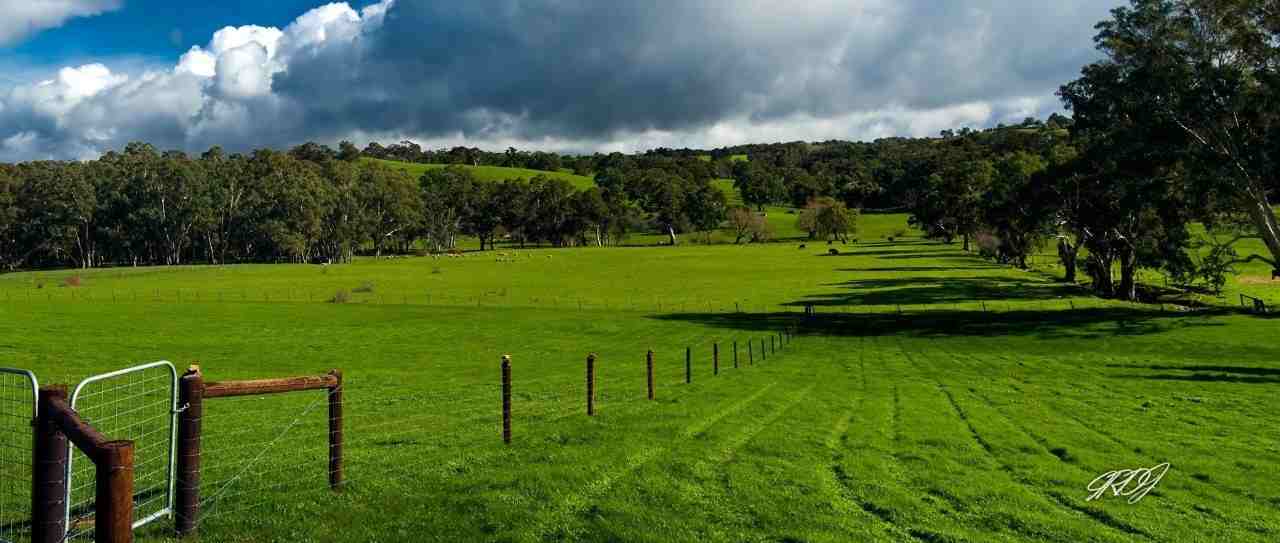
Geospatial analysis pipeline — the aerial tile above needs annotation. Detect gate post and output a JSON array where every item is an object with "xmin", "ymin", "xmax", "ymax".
[
  {"xmin": 96, "ymin": 441, "xmax": 136, "ymax": 543},
  {"xmin": 175, "ymin": 367, "xmax": 204, "ymax": 537},
  {"xmin": 32, "ymin": 386, "xmax": 69, "ymax": 543}
]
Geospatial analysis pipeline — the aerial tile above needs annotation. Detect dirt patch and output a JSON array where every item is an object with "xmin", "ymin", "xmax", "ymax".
[{"xmin": 1238, "ymin": 275, "xmax": 1279, "ymax": 285}]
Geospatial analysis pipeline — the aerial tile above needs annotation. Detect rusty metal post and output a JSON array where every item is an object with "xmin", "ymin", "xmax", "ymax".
[
  {"xmin": 32, "ymin": 386, "xmax": 69, "ymax": 543},
  {"xmin": 713, "ymin": 343, "xmax": 719, "ymax": 375},
  {"xmin": 96, "ymin": 440, "xmax": 135, "ymax": 543},
  {"xmin": 501, "ymin": 356, "xmax": 512, "ymax": 444},
  {"xmin": 175, "ymin": 367, "xmax": 204, "ymax": 537},
  {"xmin": 733, "ymin": 341, "xmax": 739, "ymax": 369},
  {"xmin": 685, "ymin": 347, "xmax": 691, "ymax": 384},
  {"xmin": 586, "ymin": 354, "xmax": 596, "ymax": 416},
  {"xmin": 328, "ymin": 369, "xmax": 344, "ymax": 489},
  {"xmin": 646, "ymin": 350, "xmax": 655, "ymax": 400}
]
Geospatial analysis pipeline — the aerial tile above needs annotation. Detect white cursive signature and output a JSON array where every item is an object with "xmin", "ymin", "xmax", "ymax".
[{"xmin": 1086, "ymin": 462, "xmax": 1170, "ymax": 504}]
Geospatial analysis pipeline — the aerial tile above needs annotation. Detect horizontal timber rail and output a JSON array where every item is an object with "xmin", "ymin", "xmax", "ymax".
[{"xmin": 203, "ymin": 373, "xmax": 341, "ymax": 398}]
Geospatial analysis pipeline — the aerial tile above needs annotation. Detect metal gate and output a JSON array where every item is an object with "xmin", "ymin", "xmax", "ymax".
[
  {"xmin": 0, "ymin": 368, "xmax": 38, "ymax": 543},
  {"xmin": 65, "ymin": 362, "xmax": 178, "ymax": 539}
]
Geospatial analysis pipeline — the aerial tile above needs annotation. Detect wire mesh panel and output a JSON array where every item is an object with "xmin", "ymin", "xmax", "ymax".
[
  {"xmin": 196, "ymin": 390, "xmax": 332, "ymax": 527},
  {"xmin": 66, "ymin": 362, "xmax": 177, "ymax": 540},
  {"xmin": 0, "ymin": 368, "xmax": 37, "ymax": 543}
]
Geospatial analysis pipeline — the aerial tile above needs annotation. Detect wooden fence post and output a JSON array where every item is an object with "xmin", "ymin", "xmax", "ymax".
[
  {"xmin": 175, "ymin": 367, "xmax": 205, "ymax": 537},
  {"xmin": 587, "ymin": 354, "xmax": 596, "ymax": 416},
  {"xmin": 328, "ymin": 369, "xmax": 344, "ymax": 489},
  {"xmin": 733, "ymin": 341, "xmax": 739, "ymax": 369},
  {"xmin": 96, "ymin": 441, "xmax": 136, "ymax": 543},
  {"xmin": 685, "ymin": 347, "xmax": 691, "ymax": 384},
  {"xmin": 501, "ymin": 356, "xmax": 512, "ymax": 444},
  {"xmin": 761, "ymin": 338, "xmax": 767, "ymax": 361},
  {"xmin": 748, "ymin": 341, "xmax": 753, "ymax": 365},
  {"xmin": 713, "ymin": 343, "xmax": 719, "ymax": 376},
  {"xmin": 647, "ymin": 350, "xmax": 655, "ymax": 400},
  {"xmin": 32, "ymin": 386, "xmax": 70, "ymax": 543}
]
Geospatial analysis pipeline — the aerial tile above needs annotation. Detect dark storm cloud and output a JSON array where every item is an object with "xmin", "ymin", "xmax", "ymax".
[
  {"xmin": 274, "ymin": 0, "xmax": 1120, "ymax": 144},
  {"xmin": 0, "ymin": 0, "xmax": 1124, "ymax": 161}
]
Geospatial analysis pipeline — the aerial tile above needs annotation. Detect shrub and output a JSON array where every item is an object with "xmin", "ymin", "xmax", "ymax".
[
  {"xmin": 353, "ymin": 281, "xmax": 375, "ymax": 293},
  {"xmin": 893, "ymin": 228, "xmax": 908, "ymax": 238},
  {"xmin": 975, "ymin": 231, "xmax": 1002, "ymax": 260},
  {"xmin": 329, "ymin": 289, "xmax": 352, "ymax": 304},
  {"xmin": 63, "ymin": 275, "xmax": 83, "ymax": 287}
]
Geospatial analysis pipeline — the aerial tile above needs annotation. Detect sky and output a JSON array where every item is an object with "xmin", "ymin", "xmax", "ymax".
[{"xmin": 0, "ymin": 0, "xmax": 1125, "ymax": 162}]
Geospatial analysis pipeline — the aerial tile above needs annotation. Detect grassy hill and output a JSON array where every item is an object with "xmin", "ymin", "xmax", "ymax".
[
  {"xmin": 365, "ymin": 158, "xmax": 596, "ymax": 189},
  {"xmin": 1, "ymin": 240, "xmax": 1276, "ymax": 542}
]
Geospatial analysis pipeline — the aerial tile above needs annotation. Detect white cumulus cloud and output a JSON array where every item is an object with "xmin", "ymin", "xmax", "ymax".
[{"xmin": 0, "ymin": 0, "xmax": 122, "ymax": 46}]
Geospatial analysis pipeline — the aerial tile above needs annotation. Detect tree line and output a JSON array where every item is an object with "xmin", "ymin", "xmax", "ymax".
[{"xmin": 0, "ymin": 142, "xmax": 736, "ymax": 271}]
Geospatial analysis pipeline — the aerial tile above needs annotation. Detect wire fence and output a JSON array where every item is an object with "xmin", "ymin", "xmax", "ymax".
[
  {"xmin": 0, "ymin": 369, "xmax": 37, "ymax": 543},
  {"xmin": 65, "ymin": 363, "xmax": 177, "ymax": 541},
  {"xmin": 1, "ymin": 326, "xmax": 799, "ymax": 541},
  {"xmin": 0, "ymin": 286, "xmax": 807, "ymax": 314}
]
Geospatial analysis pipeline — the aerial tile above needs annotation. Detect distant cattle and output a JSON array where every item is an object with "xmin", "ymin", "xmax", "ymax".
[{"xmin": 828, "ymin": 248, "xmax": 840, "ymax": 256}]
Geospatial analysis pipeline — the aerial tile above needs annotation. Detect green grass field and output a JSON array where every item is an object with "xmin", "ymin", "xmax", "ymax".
[
  {"xmin": 364, "ymin": 158, "xmax": 597, "ymax": 189},
  {"xmin": 2, "ymin": 234, "xmax": 1278, "ymax": 542}
]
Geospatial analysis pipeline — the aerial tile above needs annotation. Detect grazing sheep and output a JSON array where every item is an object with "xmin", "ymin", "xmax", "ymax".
[{"xmin": 828, "ymin": 248, "xmax": 840, "ymax": 256}]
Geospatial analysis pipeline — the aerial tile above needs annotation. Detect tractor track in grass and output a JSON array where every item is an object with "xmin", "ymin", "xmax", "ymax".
[
  {"xmin": 817, "ymin": 336, "xmax": 930, "ymax": 542},
  {"xmin": 528, "ymin": 382, "xmax": 779, "ymax": 540},
  {"xmin": 896, "ymin": 337, "xmax": 1154, "ymax": 542},
  {"xmin": 943, "ymin": 347, "xmax": 1276, "ymax": 533}
]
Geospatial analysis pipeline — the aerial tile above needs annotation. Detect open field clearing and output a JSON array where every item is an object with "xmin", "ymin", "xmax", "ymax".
[
  {"xmin": 3, "ymin": 239, "xmax": 1278, "ymax": 542},
  {"xmin": 364, "ymin": 159, "xmax": 597, "ymax": 189}
]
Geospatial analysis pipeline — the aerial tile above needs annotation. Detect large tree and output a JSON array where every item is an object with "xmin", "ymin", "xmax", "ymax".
[{"xmin": 1064, "ymin": 0, "xmax": 1280, "ymax": 273}]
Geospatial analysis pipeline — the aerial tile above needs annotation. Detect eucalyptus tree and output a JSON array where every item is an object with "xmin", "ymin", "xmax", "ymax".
[{"xmin": 1064, "ymin": 0, "xmax": 1280, "ymax": 274}]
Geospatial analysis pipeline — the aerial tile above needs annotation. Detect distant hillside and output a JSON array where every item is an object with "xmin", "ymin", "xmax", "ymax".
[{"xmin": 365, "ymin": 158, "xmax": 596, "ymax": 189}]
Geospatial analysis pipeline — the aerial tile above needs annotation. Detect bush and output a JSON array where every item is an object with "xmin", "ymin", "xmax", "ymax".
[
  {"xmin": 893, "ymin": 228, "xmax": 908, "ymax": 238},
  {"xmin": 63, "ymin": 275, "xmax": 82, "ymax": 287},
  {"xmin": 353, "ymin": 281, "xmax": 375, "ymax": 293},
  {"xmin": 975, "ymin": 231, "xmax": 1002, "ymax": 260},
  {"xmin": 329, "ymin": 289, "xmax": 352, "ymax": 304}
]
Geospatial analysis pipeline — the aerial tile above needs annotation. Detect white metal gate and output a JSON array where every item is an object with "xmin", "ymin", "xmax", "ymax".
[
  {"xmin": 0, "ymin": 368, "xmax": 37, "ymax": 543},
  {"xmin": 65, "ymin": 362, "xmax": 178, "ymax": 539}
]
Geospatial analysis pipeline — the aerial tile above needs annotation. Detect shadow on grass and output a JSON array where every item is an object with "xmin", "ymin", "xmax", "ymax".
[
  {"xmin": 651, "ymin": 307, "xmax": 1228, "ymax": 341},
  {"xmin": 840, "ymin": 266, "xmax": 1007, "ymax": 273},
  {"xmin": 797, "ymin": 276, "xmax": 1082, "ymax": 306},
  {"xmin": 1106, "ymin": 363, "xmax": 1280, "ymax": 384}
]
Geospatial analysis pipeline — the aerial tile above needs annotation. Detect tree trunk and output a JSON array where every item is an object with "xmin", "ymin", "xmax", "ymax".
[
  {"xmin": 1087, "ymin": 253, "xmax": 1114, "ymax": 296},
  {"xmin": 1058, "ymin": 237, "xmax": 1079, "ymax": 282},
  {"xmin": 667, "ymin": 225, "xmax": 678, "ymax": 246},
  {"xmin": 1117, "ymin": 246, "xmax": 1137, "ymax": 301},
  {"xmin": 1245, "ymin": 194, "xmax": 1280, "ymax": 268}
]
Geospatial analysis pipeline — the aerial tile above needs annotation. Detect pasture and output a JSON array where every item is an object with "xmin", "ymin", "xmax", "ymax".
[
  {"xmin": 2, "ymin": 233, "xmax": 1279, "ymax": 542},
  {"xmin": 364, "ymin": 159, "xmax": 597, "ymax": 189}
]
